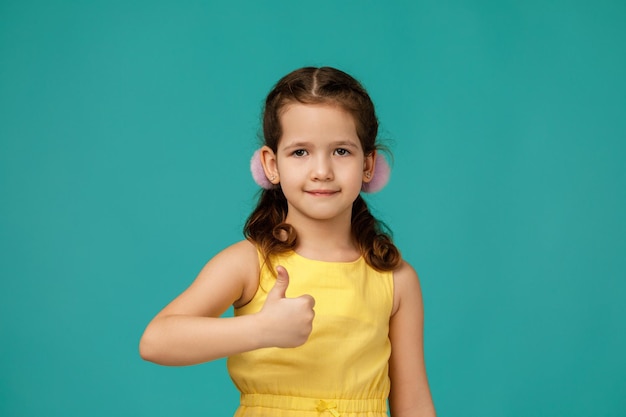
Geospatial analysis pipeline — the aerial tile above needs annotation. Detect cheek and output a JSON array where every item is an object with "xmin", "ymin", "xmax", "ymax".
[
  {"xmin": 339, "ymin": 163, "xmax": 366, "ymax": 184},
  {"xmin": 276, "ymin": 159, "xmax": 296, "ymax": 177}
]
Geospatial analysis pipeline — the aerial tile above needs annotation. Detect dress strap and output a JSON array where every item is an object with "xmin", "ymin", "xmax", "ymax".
[{"xmin": 241, "ymin": 393, "xmax": 387, "ymax": 415}]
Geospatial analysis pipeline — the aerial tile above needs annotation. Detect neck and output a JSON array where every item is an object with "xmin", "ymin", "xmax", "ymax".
[{"xmin": 285, "ymin": 211, "xmax": 359, "ymax": 262}]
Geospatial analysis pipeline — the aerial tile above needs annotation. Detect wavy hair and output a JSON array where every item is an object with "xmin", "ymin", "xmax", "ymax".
[{"xmin": 244, "ymin": 67, "xmax": 401, "ymax": 271}]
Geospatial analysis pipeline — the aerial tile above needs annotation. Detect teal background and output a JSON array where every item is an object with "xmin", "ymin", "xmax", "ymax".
[{"xmin": 1, "ymin": 1, "xmax": 625, "ymax": 416}]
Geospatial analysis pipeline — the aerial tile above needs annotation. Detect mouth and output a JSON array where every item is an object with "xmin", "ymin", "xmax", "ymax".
[{"xmin": 305, "ymin": 190, "xmax": 339, "ymax": 197}]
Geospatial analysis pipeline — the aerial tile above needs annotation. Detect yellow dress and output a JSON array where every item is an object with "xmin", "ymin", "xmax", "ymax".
[{"xmin": 227, "ymin": 250, "xmax": 394, "ymax": 417}]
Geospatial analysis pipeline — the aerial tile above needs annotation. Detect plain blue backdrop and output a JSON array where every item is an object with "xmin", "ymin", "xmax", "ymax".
[{"xmin": 1, "ymin": 1, "xmax": 625, "ymax": 416}]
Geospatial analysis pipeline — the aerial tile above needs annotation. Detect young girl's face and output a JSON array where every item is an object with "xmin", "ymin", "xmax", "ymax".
[{"xmin": 268, "ymin": 103, "xmax": 374, "ymax": 224}]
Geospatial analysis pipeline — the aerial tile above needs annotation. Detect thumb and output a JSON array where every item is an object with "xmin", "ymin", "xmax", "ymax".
[{"xmin": 268, "ymin": 265, "xmax": 290, "ymax": 299}]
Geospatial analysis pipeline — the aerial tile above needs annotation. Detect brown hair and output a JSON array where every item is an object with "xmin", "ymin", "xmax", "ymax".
[{"xmin": 244, "ymin": 67, "xmax": 401, "ymax": 271}]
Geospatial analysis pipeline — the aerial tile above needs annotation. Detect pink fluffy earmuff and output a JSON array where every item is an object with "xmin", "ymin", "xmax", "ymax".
[
  {"xmin": 250, "ymin": 149, "xmax": 390, "ymax": 193},
  {"xmin": 250, "ymin": 149, "xmax": 273, "ymax": 189},
  {"xmin": 361, "ymin": 152, "xmax": 391, "ymax": 193}
]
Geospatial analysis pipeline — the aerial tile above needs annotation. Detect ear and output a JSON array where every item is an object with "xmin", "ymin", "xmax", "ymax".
[
  {"xmin": 362, "ymin": 150, "xmax": 376, "ymax": 183},
  {"xmin": 260, "ymin": 145, "xmax": 280, "ymax": 184}
]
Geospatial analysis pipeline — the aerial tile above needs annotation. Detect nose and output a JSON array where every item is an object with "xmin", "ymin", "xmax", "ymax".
[{"xmin": 311, "ymin": 154, "xmax": 333, "ymax": 181}]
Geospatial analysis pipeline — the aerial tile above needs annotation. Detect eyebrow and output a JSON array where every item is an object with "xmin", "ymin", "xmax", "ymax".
[{"xmin": 281, "ymin": 140, "xmax": 360, "ymax": 150}]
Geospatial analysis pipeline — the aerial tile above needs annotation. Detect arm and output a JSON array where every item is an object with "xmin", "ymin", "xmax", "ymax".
[
  {"xmin": 138, "ymin": 240, "xmax": 315, "ymax": 366},
  {"xmin": 388, "ymin": 261, "xmax": 436, "ymax": 417},
  {"xmin": 139, "ymin": 240, "xmax": 260, "ymax": 365}
]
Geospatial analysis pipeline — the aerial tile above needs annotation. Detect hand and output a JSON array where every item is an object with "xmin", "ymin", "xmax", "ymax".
[{"xmin": 258, "ymin": 266, "xmax": 315, "ymax": 348}]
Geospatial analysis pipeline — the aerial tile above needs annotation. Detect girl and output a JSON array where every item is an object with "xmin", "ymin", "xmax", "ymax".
[{"xmin": 140, "ymin": 67, "xmax": 436, "ymax": 417}]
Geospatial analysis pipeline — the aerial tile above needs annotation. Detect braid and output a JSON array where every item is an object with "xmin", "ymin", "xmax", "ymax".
[
  {"xmin": 351, "ymin": 195, "xmax": 401, "ymax": 271},
  {"xmin": 244, "ymin": 188, "xmax": 297, "ymax": 273}
]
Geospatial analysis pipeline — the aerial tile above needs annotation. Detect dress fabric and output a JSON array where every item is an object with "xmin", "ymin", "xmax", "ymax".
[{"xmin": 227, "ymin": 250, "xmax": 394, "ymax": 417}]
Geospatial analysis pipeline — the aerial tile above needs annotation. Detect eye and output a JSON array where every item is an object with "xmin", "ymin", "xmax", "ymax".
[
  {"xmin": 334, "ymin": 148, "xmax": 350, "ymax": 156},
  {"xmin": 293, "ymin": 149, "xmax": 308, "ymax": 157}
]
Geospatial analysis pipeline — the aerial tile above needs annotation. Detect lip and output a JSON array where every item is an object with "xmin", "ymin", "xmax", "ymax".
[{"xmin": 305, "ymin": 190, "xmax": 339, "ymax": 196}]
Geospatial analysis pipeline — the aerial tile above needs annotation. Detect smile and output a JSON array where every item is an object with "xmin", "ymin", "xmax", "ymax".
[{"xmin": 305, "ymin": 190, "xmax": 339, "ymax": 196}]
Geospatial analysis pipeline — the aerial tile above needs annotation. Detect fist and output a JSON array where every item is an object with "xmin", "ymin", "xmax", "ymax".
[{"xmin": 258, "ymin": 266, "xmax": 315, "ymax": 348}]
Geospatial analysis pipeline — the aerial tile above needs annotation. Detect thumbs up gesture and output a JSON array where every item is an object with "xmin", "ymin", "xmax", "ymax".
[{"xmin": 258, "ymin": 266, "xmax": 315, "ymax": 348}]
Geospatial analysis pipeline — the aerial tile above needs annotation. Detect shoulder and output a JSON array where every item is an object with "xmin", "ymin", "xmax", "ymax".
[
  {"xmin": 151, "ymin": 239, "xmax": 261, "ymax": 319},
  {"xmin": 221, "ymin": 239, "xmax": 262, "ymax": 307},
  {"xmin": 197, "ymin": 239, "xmax": 259, "ymax": 281},
  {"xmin": 194, "ymin": 239, "xmax": 260, "ymax": 308},
  {"xmin": 212, "ymin": 239, "xmax": 259, "ymax": 269},
  {"xmin": 391, "ymin": 259, "xmax": 423, "ymax": 316}
]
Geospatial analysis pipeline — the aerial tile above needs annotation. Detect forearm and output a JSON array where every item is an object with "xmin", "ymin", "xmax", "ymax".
[{"xmin": 139, "ymin": 314, "xmax": 263, "ymax": 366}]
